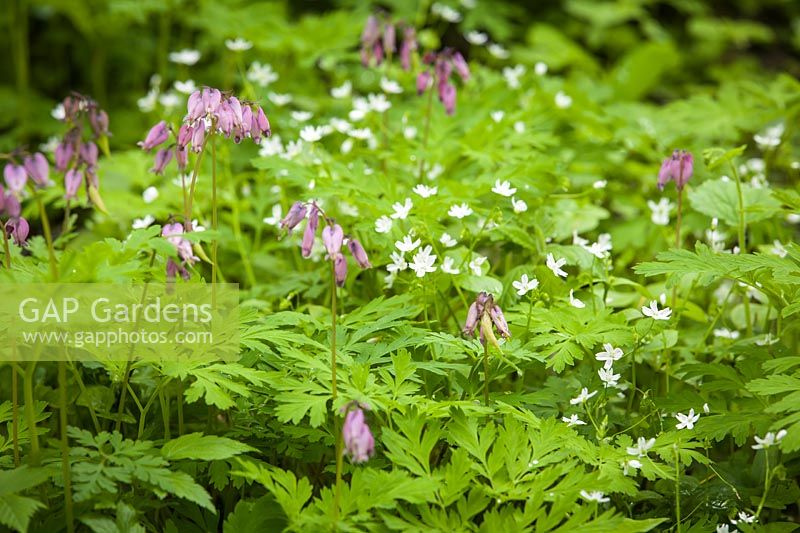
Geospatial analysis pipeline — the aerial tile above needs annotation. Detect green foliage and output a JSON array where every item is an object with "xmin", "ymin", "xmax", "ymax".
[{"xmin": 1, "ymin": 0, "xmax": 800, "ymax": 531}]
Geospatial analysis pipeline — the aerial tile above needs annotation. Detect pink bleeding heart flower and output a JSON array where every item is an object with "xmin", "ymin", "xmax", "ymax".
[{"xmin": 3, "ymin": 164, "xmax": 27, "ymax": 195}]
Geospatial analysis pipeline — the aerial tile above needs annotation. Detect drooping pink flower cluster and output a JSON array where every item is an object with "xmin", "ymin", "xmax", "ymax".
[
  {"xmin": 280, "ymin": 201, "xmax": 371, "ymax": 287},
  {"xmin": 341, "ymin": 404, "xmax": 375, "ymax": 464},
  {"xmin": 53, "ymin": 93, "xmax": 110, "ymax": 203},
  {"xmin": 360, "ymin": 14, "xmax": 417, "ymax": 70},
  {"xmin": 417, "ymin": 49, "xmax": 470, "ymax": 115},
  {"xmin": 1, "ymin": 156, "xmax": 43, "ymax": 247},
  {"xmin": 658, "ymin": 150, "xmax": 694, "ymax": 191},
  {"xmin": 140, "ymin": 87, "xmax": 271, "ymax": 176},
  {"xmin": 463, "ymin": 292, "xmax": 510, "ymax": 343},
  {"xmin": 162, "ymin": 222, "xmax": 199, "ymax": 281}
]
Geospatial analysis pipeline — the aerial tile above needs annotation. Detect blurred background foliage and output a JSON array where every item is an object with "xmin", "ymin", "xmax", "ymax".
[{"xmin": 2, "ymin": 0, "xmax": 800, "ymax": 150}]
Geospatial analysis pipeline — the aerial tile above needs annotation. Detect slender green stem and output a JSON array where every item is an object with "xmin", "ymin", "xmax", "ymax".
[
  {"xmin": 36, "ymin": 194, "xmax": 58, "ymax": 280},
  {"xmin": 177, "ymin": 381, "xmax": 184, "ymax": 436},
  {"xmin": 12, "ymin": 363, "xmax": 19, "ymax": 466},
  {"xmin": 671, "ymin": 187, "xmax": 683, "ymax": 309},
  {"xmin": 729, "ymin": 162, "xmax": 747, "ymax": 253},
  {"xmin": 211, "ymin": 135, "xmax": 218, "ymax": 290},
  {"xmin": 330, "ymin": 260, "xmax": 342, "ymax": 524},
  {"xmin": 483, "ymin": 341, "xmax": 490, "ymax": 406},
  {"xmin": 2, "ymin": 224, "xmax": 12, "ymax": 268},
  {"xmin": 185, "ymin": 133, "xmax": 210, "ymax": 231},
  {"xmin": 11, "ymin": 0, "xmax": 30, "ymax": 142},
  {"xmin": 231, "ymin": 195, "xmax": 256, "ymax": 287},
  {"xmin": 58, "ymin": 359, "xmax": 75, "ymax": 533},
  {"xmin": 115, "ymin": 251, "xmax": 157, "ymax": 432},
  {"xmin": 523, "ymin": 294, "xmax": 535, "ymax": 343},
  {"xmin": 675, "ymin": 440, "xmax": 682, "ymax": 533},
  {"xmin": 417, "ymin": 86, "xmax": 435, "ymax": 181},
  {"xmin": 755, "ymin": 451, "xmax": 772, "ymax": 519},
  {"xmin": 24, "ymin": 362, "xmax": 39, "ymax": 464}
]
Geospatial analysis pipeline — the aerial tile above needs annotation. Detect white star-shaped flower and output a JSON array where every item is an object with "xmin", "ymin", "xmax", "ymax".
[
  {"xmin": 642, "ymin": 300, "xmax": 671, "ymax": 320},
  {"xmin": 299, "ymin": 126, "xmax": 325, "ymax": 143},
  {"xmin": 469, "ymin": 256, "xmax": 486, "ymax": 276},
  {"xmin": 391, "ymin": 198, "xmax": 413, "ymax": 220},
  {"xmin": 374, "ymin": 216, "xmax": 393, "ymax": 234},
  {"xmin": 268, "ymin": 92, "xmax": 292, "ymax": 106},
  {"xmin": 511, "ymin": 197, "xmax": 527, "ymax": 213},
  {"xmin": 142, "ymin": 186, "xmax": 159, "ymax": 204},
  {"xmin": 492, "ymin": 179, "xmax": 517, "ymax": 197},
  {"xmin": 331, "ymin": 81, "xmax": 352, "ymax": 99},
  {"xmin": 225, "ymin": 38, "xmax": 253, "ymax": 51},
  {"xmin": 569, "ymin": 289, "xmax": 585, "ymax": 308},
  {"xmin": 595, "ymin": 343, "xmax": 623, "ymax": 369},
  {"xmin": 465, "ymin": 31, "xmax": 488, "ymax": 45},
  {"xmin": 490, "ymin": 110, "xmax": 505, "ymax": 123},
  {"xmin": 413, "ymin": 184, "xmax": 438, "ymax": 198},
  {"xmin": 263, "ymin": 204, "xmax": 282, "ymax": 227},
  {"xmin": 395, "ymin": 234, "xmax": 421, "ymax": 253},
  {"xmin": 512, "ymin": 274, "xmax": 539, "ymax": 296},
  {"xmin": 380, "ymin": 77, "xmax": 403, "ymax": 94},
  {"xmin": 546, "ymin": 253, "xmax": 568, "ymax": 278},
  {"xmin": 731, "ymin": 511, "xmax": 756, "ymax": 525},
  {"xmin": 598, "ymin": 367, "xmax": 620, "ymax": 388},
  {"xmin": 580, "ymin": 490, "xmax": 609, "ymax": 503},
  {"xmin": 562, "ymin": 414, "xmax": 586, "ymax": 427},
  {"xmin": 626, "ymin": 437, "xmax": 656, "ymax": 457},
  {"xmin": 752, "ymin": 430, "xmax": 787, "ymax": 449},
  {"xmin": 441, "ymin": 257, "xmax": 460, "ymax": 275},
  {"xmin": 569, "ymin": 388, "xmax": 597, "ymax": 405},
  {"xmin": 675, "ymin": 409, "xmax": 700, "ymax": 430},
  {"xmin": 648, "ymin": 198, "xmax": 673, "ymax": 226},
  {"xmin": 132, "ymin": 214, "xmax": 155, "ymax": 229},
  {"xmin": 386, "ymin": 252, "xmax": 408, "ymax": 273},
  {"xmin": 439, "ymin": 233, "xmax": 457, "ymax": 248},
  {"xmin": 291, "ymin": 111, "xmax": 313, "ymax": 122},
  {"xmin": 368, "ymin": 93, "xmax": 391, "ymax": 113},
  {"xmin": 555, "ymin": 91, "xmax": 572, "ymax": 109},
  {"xmin": 409, "ymin": 245, "xmax": 437, "ymax": 277},
  {"xmin": 448, "ymin": 203, "xmax": 473, "ymax": 219},
  {"xmin": 169, "ymin": 48, "xmax": 201, "ymax": 65}
]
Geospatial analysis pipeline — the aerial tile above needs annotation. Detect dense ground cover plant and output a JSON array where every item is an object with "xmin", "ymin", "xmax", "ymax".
[{"xmin": 1, "ymin": 0, "xmax": 800, "ymax": 531}]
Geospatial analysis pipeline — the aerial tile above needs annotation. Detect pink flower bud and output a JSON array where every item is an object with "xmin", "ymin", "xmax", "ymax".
[
  {"xmin": 463, "ymin": 301, "xmax": 479, "ymax": 336},
  {"xmin": 64, "ymin": 168, "xmax": 83, "ymax": 200},
  {"xmin": 24, "ymin": 153, "xmax": 50, "ymax": 188},
  {"xmin": 3, "ymin": 193, "xmax": 20, "ymax": 218},
  {"xmin": 191, "ymin": 125, "xmax": 206, "ymax": 153},
  {"xmin": 55, "ymin": 142, "xmax": 74, "ymax": 172},
  {"xmin": 151, "ymin": 148, "xmax": 173, "ymax": 175},
  {"xmin": 175, "ymin": 146, "xmax": 188, "ymax": 172},
  {"xmin": 89, "ymin": 108, "xmax": 110, "ymax": 137},
  {"xmin": 280, "ymin": 201, "xmax": 307, "ymax": 232},
  {"xmin": 416, "ymin": 71, "xmax": 432, "ymax": 95},
  {"xmin": 255, "ymin": 106, "xmax": 271, "ymax": 137},
  {"xmin": 439, "ymin": 81, "xmax": 457, "ymax": 115},
  {"xmin": 334, "ymin": 252, "xmax": 348, "ymax": 287},
  {"xmin": 187, "ymin": 90, "xmax": 204, "ymax": 121},
  {"xmin": 80, "ymin": 142, "xmax": 99, "ymax": 167},
  {"xmin": 202, "ymin": 88, "xmax": 221, "ymax": 115},
  {"xmin": 489, "ymin": 305, "xmax": 510, "ymax": 338},
  {"xmin": 322, "ymin": 224, "xmax": 344, "ymax": 256},
  {"xmin": 217, "ymin": 101, "xmax": 233, "ymax": 136},
  {"xmin": 240, "ymin": 105, "xmax": 253, "ymax": 135},
  {"xmin": 658, "ymin": 150, "xmax": 694, "ymax": 191},
  {"xmin": 400, "ymin": 27, "xmax": 417, "ymax": 70},
  {"xmin": 302, "ymin": 205, "xmax": 319, "ymax": 258},
  {"xmin": 383, "ymin": 23, "xmax": 396, "ymax": 55},
  {"xmin": 347, "ymin": 238, "xmax": 371, "ymax": 268},
  {"xmin": 452, "ymin": 52, "xmax": 470, "ymax": 81},
  {"xmin": 3, "ymin": 164, "xmax": 27, "ymax": 194},
  {"xmin": 228, "ymin": 97, "xmax": 244, "ymax": 126},
  {"xmin": 342, "ymin": 407, "xmax": 374, "ymax": 463},
  {"xmin": 138, "ymin": 120, "xmax": 170, "ymax": 151},
  {"xmin": 5, "ymin": 217, "xmax": 29, "ymax": 246},
  {"xmin": 177, "ymin": 124, "xmax": 193, "ymax": 148}
]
